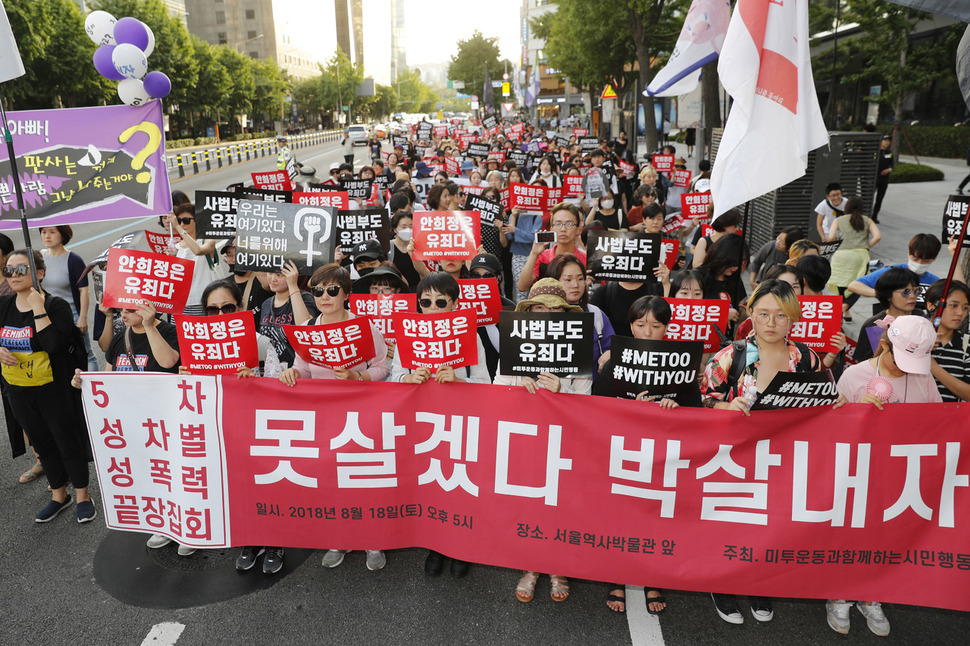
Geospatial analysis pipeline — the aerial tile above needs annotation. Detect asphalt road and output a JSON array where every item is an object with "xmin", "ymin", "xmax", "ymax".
[{"xmin": 1, "ymin": 144, "xmax": 969, "ymax": 646}]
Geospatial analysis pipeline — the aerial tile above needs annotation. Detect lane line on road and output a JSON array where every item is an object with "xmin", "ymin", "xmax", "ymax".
[
  {"xmin": 626, "ymin": 585, "xmax": 666, "ymax": 646},
  {"xmin": 140, "ymin": 622, "xmax": 185, "ymax": 646}
]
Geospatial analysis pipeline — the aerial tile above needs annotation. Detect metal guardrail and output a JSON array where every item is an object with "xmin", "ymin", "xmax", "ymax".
[{"xmin": 165, "ymin": 129, "xmax": 344, "ymax": 177}]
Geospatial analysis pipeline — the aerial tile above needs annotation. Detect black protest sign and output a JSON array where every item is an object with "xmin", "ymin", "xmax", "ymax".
[
  {"xmin": 417, "ymin": 122, "xmax": 433, "ymax": 139},
  {"xmin": 467, "ymin": 143, "xmax": 490, "ymax": 158},
  {"xmin": 373, "ymin": 173, "xmax": 389, "ymax": 195},
  {"xmin": 482, "ymin": 115, "xmax": 498, "ymax": 130},
  {"xmin": 498, "ymin": 311, "xmax": 594, "ymax": 379},
  {"xmin": 942, "ymin": 194, "xmax": 970, "ymax": 248},
  {"xmin": 234, "ymin": 199, "xmax": 336, "ymax": 275},
  {"xmin": 509, "ymin": 149, "xmax": 529, "ymax": 166},
  {"xmin": 465, "ymin": 193, "xmax": 502, "ymax": 225},
  {"xmin": 608, "ymin": 336, "xmax": 704, "ymax": 400},
  {"xmin": 818, "ymin": 239, "xmax": 842, "ymax": 259},
  {"xmin": 195, "ymin": 190, "xmax": 239, "ymax": 239},
  {"xmin": 339, "ymin": 177, "xmax": 374, "ymax": 201},
  {"xmin": 580, "ymin": 137, "xmax": 599, "ymax": 153},
  {"xmin": 336, "ymin": 208, "xmax": 391, "ymax": 255},
  {"xmin": 89, "ymin": 230, "xmax": 140, "ymax": 268},
  {"xmin": 751, "ymin": 370, "xmax": 838, "ymax": 410},
  {"xmin": 235, "ymin": 186, "xmax": 292, "ymax": 203},
  {"xmin": 392, "ymin": 135, "xmax": 409, "ymax": 148},
  {"xmin": 587, "ymin": 231, "xmax": 662, "ymax": 282},
  {"xmin": 555, "ymin": 135, "xmax": 570, "ymax": 148}
]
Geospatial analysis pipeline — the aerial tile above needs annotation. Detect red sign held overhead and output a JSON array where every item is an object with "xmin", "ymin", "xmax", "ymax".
[
  {"xmin": 293, "ymin": 191, "xmax": 350, "ymax": 210},
  {"xmin": 661, "ymin": 239, "xmax": 681, "ymax": 270},
  {"xmin": 283, "ymin": 318, "xmax": 377, "ymax": 369},
  {"xmin": 444, "ymin": 156, "xmax": 461, "ymax": 176},
  {"xmin": 573, "ymin": 128, "xmax": 588, "ymax": 137},
  {"xmin": 663, "ymin": 297, "xmax": 730, "ymax": 352},
  {"xmin": 651, "ymin": 154, "xmax": 675, "ymax": 173},
  {"xmin": 412, "ymin": 211, "xmax": 481, "ymax": 261},
  {"xmin": 251, "ymin": 170, "xmax": 293, "ymax": 191},
  {"xmin": 508, "ymin": 183, "xmax": 563, "ymax": 214},
  {"xmin": 672, "ymin": 169, "xmax": 692, "ymax": 188},
  {"xmin": 101, "ymin": 248, "xmax": 194, "ymax": 314},
  {"xmin": 563, "ymin": 174, "xmax": 584, "ymax": 197},
  {"xmin": 682, "ymin": 192, "xmax": 712, "ymax": 219},
  {"xmin": 174, "ymin": 312, "xmax": 260, "ymax": 374},
  {"xmin": 144, "ymin": 230, "xmax": 176, "ymax": 255},
  {"xmin": 392, "ymin": 309, "xmax": 479, "ymax": 373}
]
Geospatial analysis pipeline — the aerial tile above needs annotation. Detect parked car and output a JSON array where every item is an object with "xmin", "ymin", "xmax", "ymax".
[{"xmin": 346, "ymin": 124, "xmax": 369, "ymax": 146}]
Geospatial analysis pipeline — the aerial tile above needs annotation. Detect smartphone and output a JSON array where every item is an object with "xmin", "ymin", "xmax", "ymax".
[{"xmin": 535, "ymin": 230, "xmax": 557, "ymax": 245}]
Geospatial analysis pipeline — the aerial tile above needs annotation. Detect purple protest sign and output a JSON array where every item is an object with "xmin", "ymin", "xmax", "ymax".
[{"xmin": 0, "ymin": 102, "xmax": 172, "ymax": 229}]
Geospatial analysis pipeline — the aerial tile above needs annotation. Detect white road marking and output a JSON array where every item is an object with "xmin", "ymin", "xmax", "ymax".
[
  {"xmin": 140, "ymin": 622, "xmax": 185, "ymax": 646},
  {"xmin": 626, "ymin": 585, "xmax": 666, "ymax": 646}
]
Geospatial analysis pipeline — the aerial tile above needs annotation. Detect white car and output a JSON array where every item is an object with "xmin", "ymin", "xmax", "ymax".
[{"xmin": 346, "ymin": 124, "xmax": 369, "ymax": 146}]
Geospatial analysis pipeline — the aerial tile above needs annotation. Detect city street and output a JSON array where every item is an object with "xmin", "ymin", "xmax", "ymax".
[{"xmin": 0, "ymin": 141, "xmax": 969, "ymax": 646}]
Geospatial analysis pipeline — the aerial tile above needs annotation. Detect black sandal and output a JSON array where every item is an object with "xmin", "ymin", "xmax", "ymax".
[
  {"xmin": 607, "ymin": 587, "xmax": 626, "ymax": 614},
  {"xmin": 646, "ymin": 589, "xmax": 667, "ymax": 615}
]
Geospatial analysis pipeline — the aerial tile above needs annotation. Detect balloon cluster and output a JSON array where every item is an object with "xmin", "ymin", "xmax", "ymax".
[{"xmin": 85, "ymin": 11, "xmax": 171, "ymax": 106}]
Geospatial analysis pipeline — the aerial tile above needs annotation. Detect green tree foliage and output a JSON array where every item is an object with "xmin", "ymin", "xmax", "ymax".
[
  {"xmin": 252, "ymin": 58, "xmax": 290, "ymax": 125},
  {"xmin": 395, "ymin": 68, "xmax": 438, "ymax": 113},
  {"xmin": 319, "ymin": 48, "xmax": 363, "ymax": 114},
  {"xmin": 447, "ymin": 32, "xmax": 514, "ymax": 112},
  {"xmin": 216, "ymin": 47, "xmax": 256, "ymax": 133},
  {"xmin": 357, "ymin": 84, "xmax": 399, "ymax": 121}
]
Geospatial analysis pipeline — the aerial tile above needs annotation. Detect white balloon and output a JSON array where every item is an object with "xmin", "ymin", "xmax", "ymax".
[
  {"xmin": 84, "ymin": 10, "xmax": 117, "ymax": 47},
  {"xmin": 118, "ymin": 79, "xmax": 151, "ymax": 107},
  {"xmin": 143, "ymin": 24, "xmax": 155, "ymax": 58},
  {"xmin": 112, "ymin": 43, "xmax": 148, "ymax": 80}
]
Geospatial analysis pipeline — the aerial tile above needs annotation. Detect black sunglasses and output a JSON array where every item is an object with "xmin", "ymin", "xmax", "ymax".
[
  {"xmin": 310, "ymin": 284, "xmax": 342, "ymax": 298},
  {"xmin": 419, "ymin": 297, "xmax": 451, "ymax": 309},
  {"xmin": 2, "ymin": 264, "xmax": 29, "ymax": 278},
  {"xmin": 177, "ymin": 217, "xmax": 194, "ymax": 225},
  {"xmin": 470, "ymin": 271, "xmax": 496, "ymax": 280},
  {"xmin": 205, "ymin": 304, "xmax": 238, "ymax": 316}
]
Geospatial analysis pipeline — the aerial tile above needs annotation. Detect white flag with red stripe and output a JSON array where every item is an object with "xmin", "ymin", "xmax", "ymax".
[
  {"xmin": 645, "ymin": 0, "xmax": 731, "ymax": 98},
  {"xmin": 710, "ymin": 0, "xmax": 828, "ymax": 219}
]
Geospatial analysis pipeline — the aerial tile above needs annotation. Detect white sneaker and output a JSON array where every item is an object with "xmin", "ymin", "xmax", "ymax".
[
  {"xmin": 857, "ymin": 601, "xmax": 890, "ymax": 636},
  {"xmin": 176, "ymin": 544, "xmax": 197, "ymax": 556},
  {"xmin": 365, "ymin": 550, "xmax": 386, "ymax": 571},
  {"xmin": 146, "ymin": 533, "xmax": 172, "ymax": 549},
  {"xmin": 322, "ymin": 549, "xmax": 347, "ymax": 568},
  {"xmin": 826, "ymin": 600, "xmax": 852, "ymax": 634}
]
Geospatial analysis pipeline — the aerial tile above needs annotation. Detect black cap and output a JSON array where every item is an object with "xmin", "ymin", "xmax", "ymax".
[
  {"xmin": 351, "ymin": 263, "xmax": 409, "ymax": 293},
  {"xmin": 353, "ymin": 238, "xmax": 383, "ymax": 261},
  {"xmin": 470, "ymin": 253, "xmax": 501, "ymax": 275}
]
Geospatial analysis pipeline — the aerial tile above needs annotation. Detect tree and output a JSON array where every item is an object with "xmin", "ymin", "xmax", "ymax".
[
  {"xmin": 181, "ymin": 36, "xmax": 230, "ymax": 133},
  {"xmin": 395, "ymin": 69, "xmax": 437, "ymax": 114},
  {"xmin": 357, "ymin": 83, "xmax": 399, "ymax": 122},
  {"xmin": 252, "ymin": 58, "xmax": 290, "ymax": 125},
  {"xmin": 215, "ymin": 47, "xmax": 255, "ymax": 135},
  {"xmin": 447, "ymin": 32, "xmax": 514, "ymax": 112},
  {"xmin": 319, "ymin": 48, "xmax": 364, "ymax": 122}
]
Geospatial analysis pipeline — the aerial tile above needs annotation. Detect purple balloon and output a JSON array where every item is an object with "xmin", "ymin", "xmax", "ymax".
[
  {"xmin": 113, "ymin": 17, "xmax": 149, "ymax": 51},
  {"xmin": 93, "ymin": 45, "xmax": 125, "ymax": 81},
  {"xmin": 143, "ymin": 71, "xmax": 171, "ymax": 99}
]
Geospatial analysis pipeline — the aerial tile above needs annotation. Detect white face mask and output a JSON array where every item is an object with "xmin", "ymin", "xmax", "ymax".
[
  {"xmin": 396, "ymin": 228, "xmax": 413, "ymax": 242},
  {"xmin": 907, "ymin": 259, "xmax": 931, "ymax": 275},
  {"xmin": 601, "ymin": 199, "xmax": 614, "ymax": 209},
  {"xmin": 541, "ymin": 169, "xmax": 551, "ymax": 176}
]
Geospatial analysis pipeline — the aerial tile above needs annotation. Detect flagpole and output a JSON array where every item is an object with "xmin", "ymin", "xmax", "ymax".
[
  {"xmin": 935, "ymin": 206, "xmax": 970, "ymax": 329},
  {"xmin": 0, "ymin": 86, "xmax": 40, "ymax": 291}
]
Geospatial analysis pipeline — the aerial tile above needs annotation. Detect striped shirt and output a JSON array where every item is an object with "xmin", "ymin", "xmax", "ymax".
[{"xmin": 932, "ymin": 331, "xmax": 969, "ymax": 402}]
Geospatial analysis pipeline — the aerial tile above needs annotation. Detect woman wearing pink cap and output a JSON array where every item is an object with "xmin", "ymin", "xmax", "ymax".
[{"xmin": 829, "ymin": 314, "xmax": 942, "ymax": 637}]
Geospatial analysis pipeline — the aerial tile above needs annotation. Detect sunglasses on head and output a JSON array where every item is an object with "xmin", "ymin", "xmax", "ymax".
[
  {"xmin": 177, "ymin": 217, "xmax": 194, "ymax": 225},
  {"xmin": 419, "ymin": 297, "xmax": 450, "ymax": 309},
  {"xmin": 2, "ymin": 264, "xmax": 29, "ymax": 278},
  {"xmin": 205, "ymin": 304, "xmax": 238, "ymax": 316},
  {"xmin": 310, "ymin": 284, "xmax": 342, "ymax": 298}
]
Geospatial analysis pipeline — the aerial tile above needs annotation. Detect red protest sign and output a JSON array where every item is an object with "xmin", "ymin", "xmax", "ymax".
[
  {"xmin": 701, "ymin": 224, "xmax": 743, "ymax": 238},
  {"xmin": 392, "ymin": 309, "xmax": 478, "ymax": 372},
  {"xmin": 508, "ymin": 183, "xmax": 561, "ymax": 213},
  {"xmin": 661, "ymin": 239, "xmax": 681, "ymax": 270},
  {"xmin": 283, "ymin": 317, "xmax": 377, "ymax": 369},
  {"xmin": 457, "ymin": 278, "xmax": 503, "ymax": 325},
  {"xmin": 499, "ymin": 188, "xmax": 510, "ymax": 210},
  {"xmin": 663, "ymin": 298, "xmax": 729, "ymax": 352},
  {"xmin": 174, "ymin": 312, "xmax": 259, "ymax": 374},
  {"xmin": 486, "ymin": 151, "xmax": 506, "ymax": 163},
  {"xmin": 348, "ymin": 294, "xmax": 416, "ymax": 340},
  {"xmin": 144, "ymin": 230, "xmax": 176, "ymax": 255},
  {"xmin": 573, "ymin": 128, "xmax": 588, "ymax": 137},
  {"xmin": 682, "ymin": 192, "xmax": 712, "ymax": 218},
  {"xmin": 458, "ymin": 133, "xmax": 477, "ymax": 149},
  {"xmin": 618, "ymin": 159, "xmax": 637, "ymax": 179},
  {"xmin": 412, "ymin": 211, "xmax": 481, "ymax": 260},
  {"xmin": 294, "ymin": 191, "xmax": 350, "ymax": 210},
  {"xmin": 251, "ymin": 170, "xmax": 293, "ymax": 191},
  {"xmin": 662, "ymin": 214, "xmax": 686, "ymax": 234},
  {"xmin": 789, "ymin": 295, "xmax": 843, "ymax": 354},
  {"xmin": 563, "ymin": 174, "xmax": 584, "ymax": 197},
  {"xmin": 672, "ymin": 169, "xmax": 692, "ymax": 188},
  {"xmin": 433, "ymin": 125, "xmax": 449, "ymax": 138},
  {"xmin": 444, "ymin": 156, "xmax": 461, "ymax": 176},
  {"xmin": 652, "ymin": 154, "xmax": 675, "ymax": 173},
  {"xmin": 102, "ymin": 248, "xmax": 194, "ymax": 314}
]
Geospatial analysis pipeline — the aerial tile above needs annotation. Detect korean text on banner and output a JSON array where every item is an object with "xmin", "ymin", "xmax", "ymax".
[
  {"xmin": 412, "ymin": 211, "xmax": 481, "ymax": 261},
  {"xmin": 788, "ymin": 295, "xmax": 843, "ymax": 354},
  {"xmin": 392, "ymin": 309, "xmax": 478, "ymax": 372},
  {"xmin": 663, "ymin": 297, "xmax": 730, "ymax": 352},
  {"xmin": 348, "ymin": 294, "xmax": 416, "ymax": 340},
  {"xmin": 283, "ymin": 319, "xmax": 377, "ymax": 370},
  {"xmin": 101, "ymin": 248, "xmax": 194, "ymax": 314},
  {"xmin": 174, "ymin": 312, "xmax": 259, "ymax": 374},
  {"xmin": 457, "ymin": 278, "xmax": 503, "ymax": 326}
]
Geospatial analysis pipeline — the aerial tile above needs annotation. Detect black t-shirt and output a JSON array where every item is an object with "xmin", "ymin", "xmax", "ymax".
[
  {"xmin": 0, "ymin": 294, "xmax": 76, "ymax": 394},
  {"xmin": 232, "ymin": 274, "xmax": 273, "ymax": 322},
  {"xmin": 259, "ymin": 292, "xmax": 320, "ymax": 367},
  {"xmin": 589, "ymin": 281, "xmax": 663, "ymax": 338},
  {"xmin": 389, "ymin": 244, "xmax": 421, "ymax": 292},
  {"xmin": 105, "ymin": 320, "xmax": 180, "ymax": 373}
]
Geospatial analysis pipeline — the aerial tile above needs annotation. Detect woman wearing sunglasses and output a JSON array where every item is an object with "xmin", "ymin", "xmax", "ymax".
[
  {"xmin": 852, "ymin": 267, "xmax": 920, "ymax": 363},
  {"xmin": 0, "ymin": 250, "xmax": 96, "ymax": 524},
  {"xmin": 165, "ymin": 202, "xmax": 229, "ymax": 316},
  {"xmin": 278, "ymin": 263, "xmax": 389, "ymax": 572}
]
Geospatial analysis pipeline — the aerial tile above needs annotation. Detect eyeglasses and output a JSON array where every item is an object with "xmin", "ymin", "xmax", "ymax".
[
  {"xmin": 371, "ymin": 286, "xmax": 397, "ymax": 295},
  {"xmin": 310, "ymin": 284, "xmax": 342, "ymax": 298},
  {"xmin": 753, "ymin": 312, "xmax": 791, "ymax": 325},
  {"xmin": 470, "ymin": 271, "xmax": 496, "ymax": 280},
  {"xmin": 177, "ymin": 217, "xmax": 194, "ymax": 226},
  {"xmin": 205, "ymin": 304, "xmax": 238, "ymax": 316},
  {"xmin": 2, "ymin": 264, "xmax": 29, "ymax": 278},
  {"xmin": 551, "ymin": 222, "xmax": 577, "ymax": 229},
  {"xmin": 419, "ymin": 297, "xmax": 451, "ymax": 309},
  {"xmin": 895, "ymin": 288, "xmax": 916, "ymax": 298}
]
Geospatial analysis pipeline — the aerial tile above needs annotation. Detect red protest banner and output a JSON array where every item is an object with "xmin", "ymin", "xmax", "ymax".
[
  {"xmin": 444, "ymin": 156, "xmax": 461, "ymax": 176},
  {"xmin": 174, "ymin": 312, "xmax": 259, "ymax": 374},
  {"xmin": 672, "ymin": 169, "xmax": 692, "ymax": 188},
  {"xmin": 412, "ymin": 211, "xmax": 481, "ymax": 260},
  {"xmin": 348, "ymin": 294, "xmax": 416, "ymax": 340},
  {"xmin": 661, "ymin": 239, "xmax": 681, "ymax": 270},
  {"xmin": 392, "ymin": 309, "xmax": 478, "ymax": 371},
  {"xmin": 563, "ymin": 175, "xmax": 584, "ymax": 197},
  {"xmin": 652, "ymin": 154, "xmax": 675, "ymax": 173},
  {"xmin": 433, "ymin": 125, "xmax": 449, "ymax": 138},
  {"xmin": 144, "ymin": 230, "xmax": 176, "ymax": 255},
  {"xmin": 82, "ymin": 374, "xmax": 970, "ymax": 612},
  {"xmin": 457, "ymin": 278, "xmax": 503, "ymax": 325},
  {"xmin": 662, "ymin": 214, "xmax": 686, "ymax": 234},
  {"xmin": 486, "ymin": 151, "xmax": 506, "ymax": 163},
  {"xmin": 251, "ymin": 170, "xmax": 293, "ymax": 191},
  {"xmin": 663, "ymin": 297, "xmax": 729, "ymax": 352},
  {"xmin": 101, "ymin": 248, "xmax": 194, "ymax": 314},
  {"xmin": 618, "ymin": 159, "xmax": 637, "ymax": 179},
  {"xmin": 283, "ymin": 318, "xmax": 377, "ymax": 369},
  {"xmin": 789, "ymin": 295, "xmax": 843, "ymax": 354},
  {"xmin": 458, "ymin": 133, "xmax": 477, "ymax": 149},
  {"xmin": 682, "ymin": 192, "xmax": 712, "ymax": 218},
  {"xmin": 294, "ymin": 191, "xmax": 350, "ymax": 210},
  {"xmin": 573, "ymin": 128, "xmax": 588, "ymax": 137}
]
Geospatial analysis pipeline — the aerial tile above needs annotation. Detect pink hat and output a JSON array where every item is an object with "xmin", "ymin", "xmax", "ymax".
[{"xmin": 886, "ymin": 315, "xmax": 935, "ymax": 374}]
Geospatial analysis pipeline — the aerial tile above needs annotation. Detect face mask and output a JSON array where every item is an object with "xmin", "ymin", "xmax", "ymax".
[
  {"xmin": 396, "ymin": 228, "xmax": 413, "ymax": 242},
  {"xmin": 541, "ymin": 169, "xmax": 551, "ymax": 176},
  {"xmin": 232, "ymin": 268, "xmax": 249, "ymax": 277},
  {"xmin": 601, "ymin": 199, "xmax": 614, "ymax": 209},
  {"xmin": 357, "ymin": 266, "xmax": 374, "ymax": 277},
  {"xmin": 907, "ymin": 259, "xmax": 931, "ymax": 275}
]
